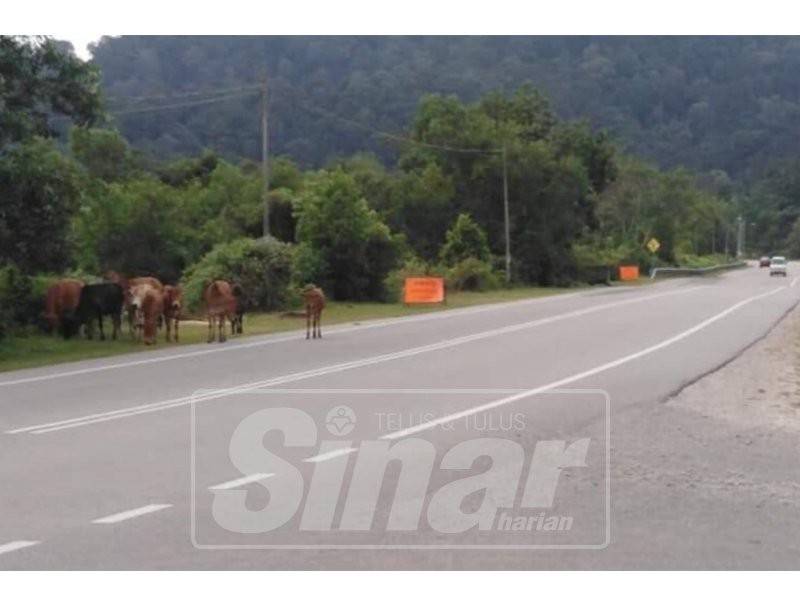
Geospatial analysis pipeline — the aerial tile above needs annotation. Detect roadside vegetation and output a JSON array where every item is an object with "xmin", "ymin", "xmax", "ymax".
[
  {"xmin": 0, "ymin": 36, "xmax": 792, "ymax": 370},
  {"xmin": 0, "ymin": 286, "xmax": 567, "ymax": 372}
]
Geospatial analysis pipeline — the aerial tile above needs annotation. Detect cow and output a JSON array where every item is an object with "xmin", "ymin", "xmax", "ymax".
[
  {"xmin": 43, "ymin": 279, "xmax": 84, "ymax": 335},
  {"xmin": 128, "ymin": 281, "xmax": 161, "ymax": 341},
  {"xmin": 104, "ymin": 272, "xmax": 164, "ymax": 337},
  {"xmin": 230, "ymin": 283, "xmax": 245, "ymax": 335},
  {"xmin": 125, "ymin": 277, "xmax": 164, "ymax": 337},
  {"xmin": 203, "ymin": 280, "xmax": 237, "ymax": 343},
  {"xmin": 302, "ymin": 285, "xmax": 326, "ymax": 340},
  {"xmin": 138, "ymin": 286, "xmax": 164, "ymax": 345},
  {"xmin": 62, "ymin": 283, "xmax": 124, "ymax": 341},
  {"xmin": 163, "ymin": 285, "xmax": 183, "ymax": 342}
]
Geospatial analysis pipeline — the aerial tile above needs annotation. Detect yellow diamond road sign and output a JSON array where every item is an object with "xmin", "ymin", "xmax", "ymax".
[{"xmin": 647, "ymin": 238, "xmax": 660, "ymax": 254}]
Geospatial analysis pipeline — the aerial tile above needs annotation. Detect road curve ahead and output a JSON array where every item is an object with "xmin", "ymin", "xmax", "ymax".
[{"xmin": 1, "ymin": 265, "xmax": 799, "ymax": 569}]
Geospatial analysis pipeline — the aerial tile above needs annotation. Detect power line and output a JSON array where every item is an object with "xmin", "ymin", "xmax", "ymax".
[
  {"xmin": 109, "ymin": 89, "xmax": 259, "ymax": 116},
  {"xmin": 105, "ymin": 84, "xmax": 261, "ymax": 106},
  {"xmin": 274, "ymin": 85, "xmax": 500, "ymax": 156},
  {"xmin": 272, "ymin": 84, "xmax": 511, "ymax": 279}
]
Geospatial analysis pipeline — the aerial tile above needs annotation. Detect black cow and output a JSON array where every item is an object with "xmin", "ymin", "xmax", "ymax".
[{"xmin": 62, "ymin": 283, "xmax": 124, "ymax": 341}]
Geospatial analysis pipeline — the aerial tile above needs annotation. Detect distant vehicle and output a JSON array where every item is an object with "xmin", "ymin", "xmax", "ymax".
[
  {"xmin": 759, "ymin": 256, "xmax": 771, "ymax": 267},
  {"xmin": 770, "ymin": 256, "xmax": 788, "ymax": 277}
]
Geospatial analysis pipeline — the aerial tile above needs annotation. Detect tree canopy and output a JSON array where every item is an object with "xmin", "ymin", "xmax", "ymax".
[{"xmin": 89, "ymin": 36, "xmax": 800, "ymax": 179}]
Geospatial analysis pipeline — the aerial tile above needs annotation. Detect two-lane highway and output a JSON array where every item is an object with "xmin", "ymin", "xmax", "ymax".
[{"xmin": 2, "ymin": 266, "xmax": 799, "ymax": 568}]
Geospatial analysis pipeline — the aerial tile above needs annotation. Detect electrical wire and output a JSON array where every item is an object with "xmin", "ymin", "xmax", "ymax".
[
  {"xmin": 274, "ymin": 84, "xmax": 501, "ymax": 155},
  {"xmin": 105, "ymin": 84, "xmax": 261, "ymax": 106},
  {"xmin": 109, "ymin": 89, "xmax": 259, "ymax": 116}
]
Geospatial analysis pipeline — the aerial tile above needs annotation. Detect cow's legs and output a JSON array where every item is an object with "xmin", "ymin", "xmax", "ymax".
[
  {"xmin": 207, "ymin": 316, "xmax": 214, "ymax": 343},
  {"xmin": 112, "ymin": 312, "xmax": 120, "ymax": 340},
  {"xmin": 317, "ymin": 311, "xmax": 322, "ymax": 338},
  {"xmin": 174, "ymin": 318, "xmax": 180, "ymax": 343},
  {"xmin": 306, "ymin": 308, "xmax": 311, "ymax": 339},
  {"xmin": 218, "ymin": 316, "xmax": 226, "ymax": 343},
  {"xmin": 97, "ymin": 314, "xmax": 106, "ymax": 341}
]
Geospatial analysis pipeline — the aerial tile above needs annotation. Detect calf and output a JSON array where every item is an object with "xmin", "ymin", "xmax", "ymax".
[
  {"xmin": 63, "ymin": 283, "xmax": 124, "ymax": 340},
  {"xmin": 302, "ymin": 285, "xmax": 326, "ymax": 340},
  {"xmin": 163, "ymin": 285, "xmax": 183, "ymax": 342},
  {"xmin": 43, "ymin": 279, "xmax": 84, "ymax": 335},
  {"xmin": 230, "ymin": 283, "xmax": 245, "ymax": 335},
  {"xmin": 203, "ymin": 280, "xmax": 236, "ymax": 343}
]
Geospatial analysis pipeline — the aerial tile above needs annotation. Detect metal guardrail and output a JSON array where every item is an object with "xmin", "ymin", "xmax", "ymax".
[{"xmin": 649, "ymin": 261, "xmax": 748, "ymax": 279}]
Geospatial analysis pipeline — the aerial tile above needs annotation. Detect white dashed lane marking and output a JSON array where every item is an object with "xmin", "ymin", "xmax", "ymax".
[
  {"xmin": 0, "ymin": 540, "xmax": 40, "ymax": 555},
  {"xmin": 208, "ymin": 473, "xmax": 275, "ymax": 490},
  {"xmin": 91, "ymin": 504, "xmax": 172, "ymax": 524}
]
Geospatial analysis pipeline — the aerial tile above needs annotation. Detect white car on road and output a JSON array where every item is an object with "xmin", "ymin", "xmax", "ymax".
[{"xmin": 770, "ymin": 256, "xmax": 788, "ymax": 277}]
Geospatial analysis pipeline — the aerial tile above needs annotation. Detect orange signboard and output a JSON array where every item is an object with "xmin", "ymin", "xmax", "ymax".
[
  {"xmin": 618, "ymin": 265, "xmax": 640, "ymax": 281},
  {"xmin": 404, "ymin": 277, "xmax": 445, "ymax": 304}
]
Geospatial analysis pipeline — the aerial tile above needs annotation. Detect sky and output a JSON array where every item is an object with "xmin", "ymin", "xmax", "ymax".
[{"xmin": 52, "ymin": 34, "xmax": 103, "ymax": 60}]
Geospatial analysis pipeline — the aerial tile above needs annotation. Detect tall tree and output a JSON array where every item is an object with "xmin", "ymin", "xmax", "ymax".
[{"xmin": 0, "ymin": 36, "xmax": 102, "ymax": 150}]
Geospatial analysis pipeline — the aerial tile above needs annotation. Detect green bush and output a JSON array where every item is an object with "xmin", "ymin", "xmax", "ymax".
[
  {"xmin": 439, "ymin": 213, "xmax": 491, "ymax": 266},
  {"xmin": 446, "ymin": 258, "xmax": 500, "ymax": 292},
  {"xmin": 0, "ymin": 265, "xmax": 38, "ymax": 338},
  {"xmin": 295, "ymin": 169, "xmax": 401, "ymax": 301},
  {"xmin": 181, "ymin": 237, "xmax": 294, "ymax": 313},
  {"xmin": 73, "ymin": 177, "xmax": 187, "ymax": 282}
]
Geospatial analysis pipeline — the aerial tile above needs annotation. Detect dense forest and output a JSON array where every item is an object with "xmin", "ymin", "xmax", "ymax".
[
  {"xmin": 88, "ymin": 36, "xmax": 800, "ymax": 178},
  {"xmin": 3, "ymin": 36, "xmax": 800, "ymax": 342}
]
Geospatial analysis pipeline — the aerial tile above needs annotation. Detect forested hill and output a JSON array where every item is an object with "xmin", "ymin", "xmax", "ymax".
[{"xmin": 90, "ymin": 36, "xmax": 800, "ymax": 177}]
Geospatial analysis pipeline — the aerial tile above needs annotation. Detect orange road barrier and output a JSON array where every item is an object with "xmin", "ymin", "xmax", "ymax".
[
  {"xmin": 618, "ymin": 265, "xmax": 640, "ymax": 281},
  {"xmin": 404, "ymin": 277, "xmax": 446, "ymax": 305}
]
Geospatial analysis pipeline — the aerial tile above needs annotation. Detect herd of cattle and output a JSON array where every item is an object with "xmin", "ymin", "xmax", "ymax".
[{"xmin": 43, "ymin": 272, "xmax": 327, "ymax": 344}]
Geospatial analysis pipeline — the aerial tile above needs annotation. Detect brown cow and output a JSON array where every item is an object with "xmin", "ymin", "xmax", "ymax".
[
  {"xmin": 163, "ymin": 285, "xmax": 183, "ymax": 342},
  {"xmin": 138, "ymin": 286, "xmax": 164, "ymax": 345},
  {"xmin": 124, "ymin": 277, "xmax": 164, "ymax": 338},
  {"xmin": 43, "ymin": 279, "xmax": 84, "ymax": 335},
  {"xmin": 128, "ymin": 281, "xmax": 164, "ymax": 341},
  {"xmin": 302, "ymin": 285, "xmax": 326, "ymax": 340},
  {"xmin": 203, "ymin": 280, "xmax": 237, "ymax": 343},
  {"xmin": 105, "ymin": 272, "xmax": 165, "ymax": 337}
]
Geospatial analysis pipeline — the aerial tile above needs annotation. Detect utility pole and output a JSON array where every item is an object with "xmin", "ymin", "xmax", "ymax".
[
  {"xmin": 261, "ymin": 72, "xmax": 270, "ymax": 238},
  {"xmin": 502, "ymin": 144, "xmax": 511, "ymax": 284},
  {"xmin": 736, "ymin": 215, "xmax": 745, "ymax": 258}
]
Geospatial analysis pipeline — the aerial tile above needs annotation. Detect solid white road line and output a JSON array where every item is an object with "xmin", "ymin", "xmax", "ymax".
[
  {"xmin": 208, "ymin": 473, "xmax": 275, "ymax": 490},
  {"xmin": 381, "ymin": 285, "xmax": 787, "ymax": 440},
  {"xmin": 0, "ymin": 540, "xmax": 40, "ymax": 556},
  {"xmin": 91, "ymin": 504, "xmax": 172, "ymax": 524},
  {"xmin": 0, "ymin": 288, "xmax": 591, "ymax": 388},
  {"xmin": 7, "ymin": 286, "xmax": 701, "ymax": 435}
]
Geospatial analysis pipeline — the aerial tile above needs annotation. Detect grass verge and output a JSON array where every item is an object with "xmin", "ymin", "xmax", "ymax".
[{"xmin": 0, "ymin": 286, "xmax": 575, "ymax": 373}]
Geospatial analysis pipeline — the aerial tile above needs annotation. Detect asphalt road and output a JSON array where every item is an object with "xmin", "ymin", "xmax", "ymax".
[{"xmin": 2, "ymin": 264, "xmax": 799, "ymax": 569}]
